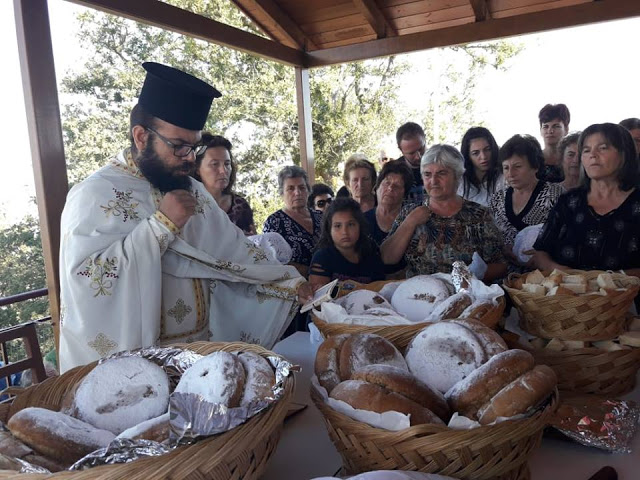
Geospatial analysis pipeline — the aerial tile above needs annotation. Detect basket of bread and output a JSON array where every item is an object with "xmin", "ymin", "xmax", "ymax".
[
  {"xmin": 311, "ymin": 321, "xmax": 558, "ymax": 480},
  {"xmin": 0, "ymin": 341, "xmax": 294, "ymax": 479},
  {"xmin": 503, "ymin": 318, "xmax": 640, "ymax": 396},
  {"xmin": 312, "ymin": 264, "xmax": 506, "ymax": 350},
  {"xmin": 503, "ymin": 269, "xmax": 640, "ymax": 341}
]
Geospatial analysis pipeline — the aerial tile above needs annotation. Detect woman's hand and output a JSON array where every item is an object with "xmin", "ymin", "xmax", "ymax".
[
  {"xmin": 523, "ymin": 249, "xmax": 566, "ymax": 271},
  {"xmin": 296, "ymin": 281, "xmax": 316, "ymax": 304},
  {"xmin": 406, "ymin": 205, "xmax": 432, "ymax": 228}
]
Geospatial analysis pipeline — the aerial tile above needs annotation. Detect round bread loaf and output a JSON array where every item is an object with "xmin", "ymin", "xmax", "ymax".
[
  {"xmin": 238, "ymin": 351, "xmax": 276, "ymax": 406},
  {"xmin": 339, "ymin": 333, "xmax": 408, "ymax": 381},
  {"xmin": 337, "ymin": 289, "xmax": 392, "ymax": 315},
  {"xmin": 477, "ymin": 365, "xmax": 557, "ymax": 425},
  {"xmin": 405, "ymin": 322, "xmax": 487, "ymax": 393},
  {"xmin": 8, "ymin": 407, "xmax": 115, "ymax": 465},
  {"xmin": 175, "ymin": 351, "xmax": 245, "ymax": 407},
  {"xmin": 450, "ymin": 318, "xmax": 508, "ymax": 357},
  {"xmin": 445, "ymin": 349, "xmax": 535, "ymax": 419},
  {"xmin": 391, "ymin": 276, "xmax": 453, "ymax": 322},
  {"xmin": 74, "ymin": 356, "xmax": 170, "ymax": 435},
  {"xmin": 427, "ymin": 292, "xmax": 473, "ymax": 322},
  {"xmin": 314, "ymin": 334, "xmax": 350, "ymax": 393},
  {"xmin": 351, "ymin": 364, "xmax": 450, "ymax": 421},
  {"xmin": 0, "ymin": 429, "xmax": 33, "ymax": 459},
  {"xmin": 330, "ymin": 380, "xmax": 444, "ymax": 426}
]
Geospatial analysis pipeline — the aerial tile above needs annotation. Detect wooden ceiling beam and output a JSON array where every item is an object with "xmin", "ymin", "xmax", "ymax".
[
  {"xmin": 251, "ymin": 0, "xmax": 318, "ymax": 51},
  {"xmin": 66, "ymin": 0, "xmax": 305, "ymax": 67},
  {"xmin": 469, "ymin": 0, "xmax": 491, "ymax": 22},
  {"xmin": 352, "ymin": 0, "xmax": 397, "ymax": 38},
  {"xmin": 306, "ymin": 0, "xmax": 640, "ymax": 67}
]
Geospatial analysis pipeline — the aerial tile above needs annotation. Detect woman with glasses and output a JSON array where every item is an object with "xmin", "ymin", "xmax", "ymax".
[
  {"xmin": 307, "ymin": 183, "xmax": 334, "ymax": 213},
  {"xmin": 194, "ymin": 133, "xmax": 256, "ymax": 235},
  {"xmin": 263, "ymin": 166, "xmax": 322, "ymax": 278}
]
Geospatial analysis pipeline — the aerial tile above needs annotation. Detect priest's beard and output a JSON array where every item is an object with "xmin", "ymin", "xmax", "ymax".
[{"xmin": 136, "ymin": 142, "xmax": 193, "ymax": 193}]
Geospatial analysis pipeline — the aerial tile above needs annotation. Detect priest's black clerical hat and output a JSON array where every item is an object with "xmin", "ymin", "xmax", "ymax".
[{"xmin": 138, "ymin": 62, "xmax": 222, "ymax": 131}]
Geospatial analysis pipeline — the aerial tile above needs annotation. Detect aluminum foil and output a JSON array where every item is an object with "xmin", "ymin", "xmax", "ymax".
[
  {"xmin": 550, "ymin": 397, "xmax": 640, "ymax": 453},
  {"xmin": 69, "ymin": 439, "xmax": 170, "ymax": 470},
  {"xmin": 169, "ymin": 354, "xmax": 298, "ymax": 444},
  {"xmin": 451, "ymin": 261, "xmax": 472, "ymax": 292},
  {"xmin": 59, "ymin": 347, "xmax": 296, "ymax": 470}
]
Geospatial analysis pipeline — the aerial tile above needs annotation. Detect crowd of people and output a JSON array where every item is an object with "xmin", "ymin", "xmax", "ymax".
[
  {"xmin": 57, "ymin": 61, "xmax": 640, "ymax": 369},
  {"xmin": 212, "ymin": 104, "xmax": 640, "ymax": 300}
]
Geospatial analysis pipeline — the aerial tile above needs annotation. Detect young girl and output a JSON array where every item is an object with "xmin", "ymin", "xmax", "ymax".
[{"xmin": 309, "ymin": 197, "xmax": 386, "ymax": 288}]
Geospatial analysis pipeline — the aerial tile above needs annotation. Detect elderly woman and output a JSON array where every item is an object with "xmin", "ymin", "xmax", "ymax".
[
  {"xmin": 343, "ymin": 154, "xmax": 377, "ymax": 212},
  {"xmin": 307, "ymin": 183, "xmax": 334, "ymax": 213},
  {"xmin": 619, "ymin": 118, "xmax": 640, "ymax": 156},
  {"xmin": 381, "ymin": 145, "xmax": 506, "ymax": 281},
  {"xmin": 538, "ymin": 103, "xmax": 570, "ymax": 182},
  {"xmin": 489, "ymin": 135, "xmax": 564, "ymax": 251},
  {"xmin": 263, "ymin": 165, "xmax": 322, "ymax": 277},
  {"xmin": 458, "ymin": 127, "xmax": 506, "ymax": 206},
  {"xmin": 195, "ymin": 134, "xmax": 256, "ymax": 235},
  {"xmin": 364, "ymin": 159, "xmax": 414, "ymax": 245},
  {"xmin": 529, "ymin": 123, "xmax": 640, "ymax": 276},
  {"xmin": 559, "ymin": 132, "xmax": 581, "ymax": 191}
]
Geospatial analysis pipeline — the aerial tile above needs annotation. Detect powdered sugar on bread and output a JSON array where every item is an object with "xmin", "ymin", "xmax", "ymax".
[
  {"xmin": 74, "ymin": 356, "xmax": 170, "ymax": 435},
  {"xmin": 238, "ymin": 352, "xmax": 275, "ymax": 406},
  {"xmin": 175, "ymin": 351, "xmax": 245, "ymax": 407},
  {"xmin": 405, "ymin": 323, "xmax": 487, "ymax": 393}
]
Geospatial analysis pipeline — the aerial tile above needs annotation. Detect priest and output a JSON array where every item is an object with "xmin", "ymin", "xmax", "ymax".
[{"xmin": 59, "ymin": 62, "xmax": 312, "ymax": 372}]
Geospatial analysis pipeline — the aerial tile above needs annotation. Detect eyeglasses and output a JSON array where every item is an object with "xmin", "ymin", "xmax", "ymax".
[
  {"xmin": 315, "ymin": 198, "xmax": 333, "ymax": 208},
  {"xmin": 145, "ymin": 127, "xmax": 207, "ymax": 157}
]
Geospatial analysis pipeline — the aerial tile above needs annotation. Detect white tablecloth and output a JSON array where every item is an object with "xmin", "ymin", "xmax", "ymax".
[{"xmin": 262, "ymin": 332, "xmax": 640, "ymax": 480}]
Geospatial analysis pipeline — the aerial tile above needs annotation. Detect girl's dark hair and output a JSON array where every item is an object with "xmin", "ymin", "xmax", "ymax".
[
  {"xmin": 194, "ymin": 133, "xmax": 236, "ymax": 195},
  {"xmin": 374, "ymin": 159, "xmax": 414, "ymax": 198},
  {"xmin": 316, "ymin": 197, "xmax": 376, "ymax": 258},
  {"xmin": 578, "ymin": 123, "xmax": 640, "ymax": 191},
  {"xmin": 460, "ymin": 127, "xmax": 501, "ymax": 198},
  {"xmin": 539, "ymin": 103, "xmax": 570, "ymax": 128}
]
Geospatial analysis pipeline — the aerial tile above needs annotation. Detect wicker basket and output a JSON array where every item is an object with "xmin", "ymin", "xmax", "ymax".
[
  {"xmin": 311, "ymin": 383, "xmax": 556, "ymax": 480},
  {"xmin": 503, "ymin": 270, "xmax": 639, "ymax": 341},
  {"xmin": 530, "ymin": 345, "xmax": 640, "ymax": 396},
  {"xmin": 312, "ymin": 280, "xmax": 505, "ymax": 350},
  {"xmin": 0, "ymin": 342, "xmax": 294, "ymax": 480}
]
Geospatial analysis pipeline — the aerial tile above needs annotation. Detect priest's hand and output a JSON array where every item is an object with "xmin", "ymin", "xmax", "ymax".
[
  {"xmin": 296, "ymin": 281, "xmax": 316, "ymax": 304},
  {"xmin": 159, "ymin": 190, "xmax": 196, "ymax": 229}
]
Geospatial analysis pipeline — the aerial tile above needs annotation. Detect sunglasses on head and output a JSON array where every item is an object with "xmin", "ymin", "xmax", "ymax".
[{"xmin": 315, "ymin": 198, "xmax": 333, "ymax": 208}]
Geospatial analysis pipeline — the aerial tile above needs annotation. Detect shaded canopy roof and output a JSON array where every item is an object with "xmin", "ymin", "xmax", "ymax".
[{"xmin": 72, "ymin": 0, "xmax": 640, "ymax": 67}]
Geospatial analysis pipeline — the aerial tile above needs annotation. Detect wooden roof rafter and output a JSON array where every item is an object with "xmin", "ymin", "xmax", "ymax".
[
  {"xmin": 469, "ymin": 0, "xmax": 491, "ymax": 22},
  {"xmin": 67, "ymin": 0, "xmax": 306, "ymax": 66},
  {"xmin": 238, "ymin": 0, "xmax": 319, "ymax": 51},
  {"xmin": 306, "ymin": 0, "xmax": 640, "ymax": 67},
  {"xmin": 352, "ymin": 0, "xmax": 397, "ymax": 39}
]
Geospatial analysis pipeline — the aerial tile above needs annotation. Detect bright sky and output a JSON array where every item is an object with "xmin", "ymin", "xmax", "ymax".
[{"xmin": 1, "ymin": 1, "xmax": 639, "ymax": 225}]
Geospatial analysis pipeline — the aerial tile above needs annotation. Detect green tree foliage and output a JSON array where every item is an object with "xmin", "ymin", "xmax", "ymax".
[{"xmin": 0, "ymin": 215, "xmax": 53, "ymax": 361}]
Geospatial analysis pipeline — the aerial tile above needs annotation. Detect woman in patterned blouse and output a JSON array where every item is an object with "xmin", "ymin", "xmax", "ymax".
[
  {"xmin": 263, "ymin": 166, "xmax": 322, "ymax": 277},
  {"xmin": 489, "ymin": 134, "xmax": 564, "ymax": 256},
  {"xmin": 529, "ymin": 123, "xmax": 640, "ymax": 277},
  {"xmin": 195, "ymin": 134, "xmax": 256, "ymax": 234},
  {"xmin": 381, "ymin": 144, "xmax": 506, "ymax": 282}
]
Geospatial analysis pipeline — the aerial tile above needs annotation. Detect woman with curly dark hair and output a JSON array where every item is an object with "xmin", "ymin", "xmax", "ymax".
[
  {"xmin": 309, "ymin": 197, "xmax": 385, "ymax": 288},
  {"xmin": 458, "ymin": 126, "xmax": 505, "ymax": 206}
]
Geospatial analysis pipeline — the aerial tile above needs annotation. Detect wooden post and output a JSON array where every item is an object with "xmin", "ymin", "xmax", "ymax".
[
  {"xmin": 13, "ymin": 0, "xmax": 69, "ymax": 354},
  {"xmin": 295, "ymin": 67, "xmax": 315, "ymax": 184}
]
